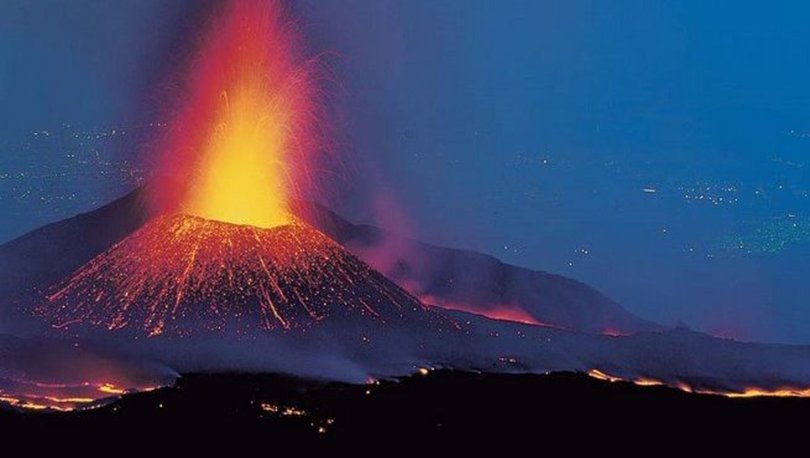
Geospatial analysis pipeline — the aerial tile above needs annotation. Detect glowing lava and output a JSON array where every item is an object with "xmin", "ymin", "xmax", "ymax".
[
  {"xmin": 0, "ymin": 381, "xmax": 156, "ymax": 412},
  {"xmin": 41, "ymin": 214, "xmax": 444, "ymax": 336},
  {"xmin": 155, "ymin": 0, "xmax": 320, "ymax": 228},
  {"xmin": 419, "ymin": 295, "xmax": 551, "ymax": 327},
  {"xmin": 35, "ymin": 2, "xmax": 451, "ymax": 338},
  {"xmin": 587, "ymin": 369, "xmax": 810, "ymax": 399}
]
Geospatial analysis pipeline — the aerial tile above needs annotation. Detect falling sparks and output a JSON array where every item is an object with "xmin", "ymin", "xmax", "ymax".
[
  {"xmin": 40, "ymin": 214, "xmax": 446, "ymax": 336},
  {"xmin": 152, "ymin": 0, "xmax": 325, "ymax": 228},
  {"xmin": 32, "ymin": 0, "xmax": 451, "ymax": 339}
]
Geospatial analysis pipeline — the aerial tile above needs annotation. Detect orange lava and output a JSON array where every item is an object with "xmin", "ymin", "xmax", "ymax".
[
  {"xmin": 587, "ymin": 369, "xmax": 810, "ymax": 399},
  {"xmin": 41, "ymin": 214, "xmax": 442, "ymax": 336},
  {"xmin": 602, "ymin": 328, "xmax": 628, "ymax": 337},
  {"xmin": 703, "ymin": 387, "xmax": 810, "ymax": 398},
  {"xmin": 152, "ymin": 0, "xmax": 322, "ymax": 228},
  {"xmin": 261, "ymin": 403, "xmax": 307, "ymax": 416},
  {"xmin": 586, "ymin": 369, "xmax": 624, "ymax": 383},
  {"xmin": 419, "ymin": 296, "xmax": 548, "ymax": 326},
  {"xmin": 0, "ymin": 380, "xmax": 159, "ymax": 412}
]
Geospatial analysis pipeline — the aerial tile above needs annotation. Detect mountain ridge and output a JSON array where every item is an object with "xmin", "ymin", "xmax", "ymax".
[{"xmin": 0, "ymin": 182, "xmax": 658, "ymax": 335}]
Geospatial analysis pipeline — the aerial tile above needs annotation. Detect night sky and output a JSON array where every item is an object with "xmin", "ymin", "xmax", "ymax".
[{"xmin": 1, "ymin": 0, "xmax": 809, "ymax": 343}]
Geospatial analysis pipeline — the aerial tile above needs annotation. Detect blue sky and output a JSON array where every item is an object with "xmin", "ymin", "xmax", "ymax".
[{"xmin": 2, "ymin": 0, "xmax": 809, "ymax": 343}]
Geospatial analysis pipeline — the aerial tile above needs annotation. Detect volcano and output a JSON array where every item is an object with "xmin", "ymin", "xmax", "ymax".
[
  {"xmin": 6, "ymin": 200, "xmax": 810, "ymax": 398},
  {"xmin": 5, "ymin": 0, "xmax": 810, "ymax": 406},
  {"xmin": 40, "ymin": 214, "xmax": 447, "ymax": 337}
]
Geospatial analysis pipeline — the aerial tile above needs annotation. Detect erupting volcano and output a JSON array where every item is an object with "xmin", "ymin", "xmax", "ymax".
[
  {"xmin": 36, "ymin": 1, "xmax": 438, "ymax": 336},
  {"xmin": 42, "ymin": 214, "xmax": 441, "ymax": 336}
]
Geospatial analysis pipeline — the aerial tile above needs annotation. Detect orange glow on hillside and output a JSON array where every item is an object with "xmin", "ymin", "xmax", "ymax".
[
  {"xmin": 419, "ymin": 295, "xmax": 552, "ymax": 327},
  {"xmin": 602, "ymin": 328, "xmax": 629, "ymax": 337},
  {"xmin": 587, "ymin": 369, "xmax": 810, "ymax": 399},
  {"xmin": 155, "ymin": 0, "xmax": 319, "ymax": 228},
  {"xmin": 0, "ymin": 380, "xmax": 165, "ymax": 412}
]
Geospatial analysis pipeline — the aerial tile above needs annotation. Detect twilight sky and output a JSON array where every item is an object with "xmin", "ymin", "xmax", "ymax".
[{"xmin": 1, "ymin": 0, "xmax": 809, "ymax": 343}]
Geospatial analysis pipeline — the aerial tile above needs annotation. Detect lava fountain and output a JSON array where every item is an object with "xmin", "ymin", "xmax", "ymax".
[
  {"xmin": 38, "ymin": 1, "xmax": 448, "ymax": 337},
  {"xmin": 153, "ymin": 0, "xmax": 320, "ymax": 227}
]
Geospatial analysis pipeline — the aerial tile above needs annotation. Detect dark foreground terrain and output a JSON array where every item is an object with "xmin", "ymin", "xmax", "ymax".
[{"xmin": 1, "ymin": 370, "xmax": 807, "ymax": 444}]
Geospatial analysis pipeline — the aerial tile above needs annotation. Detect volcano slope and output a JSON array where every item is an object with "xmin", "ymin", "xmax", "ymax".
[
  {"xmin": 24, "ymin": 212, "xmax": 810, "ymax": 396},
  {"xmin": 0, "ymin": 183, "xmax": 656, "ymax": 336},
  {"xmin": 39, "ymin": 214, "xmax": 449, "ymax": 337},
  {"xmin": 1, "ymin": 189, "xmax": 810, "ymax": 397}
]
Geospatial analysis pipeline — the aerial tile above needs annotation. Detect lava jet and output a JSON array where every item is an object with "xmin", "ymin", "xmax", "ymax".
[{"xmin": 37, "ymin": 1, "xmax": 447, "ymax": 338}]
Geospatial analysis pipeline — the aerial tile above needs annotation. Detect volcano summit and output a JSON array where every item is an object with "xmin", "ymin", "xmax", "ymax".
[{"xmin": 41, "ymin": 214, "xmax": 447, "ymax": 337}]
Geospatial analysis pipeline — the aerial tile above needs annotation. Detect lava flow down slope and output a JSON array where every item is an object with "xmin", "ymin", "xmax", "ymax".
[{"xmin": 40, "ymin": 214, "xmax": 446, "ymax": 337}]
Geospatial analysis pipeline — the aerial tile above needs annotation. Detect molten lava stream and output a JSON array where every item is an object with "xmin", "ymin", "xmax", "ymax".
[
  {"xmin": 42, "ymin": 215, "xmax": 446, "ymax": 336},
  {"xmin": 587, "ymin": 369, "xmax": 810, "ymax": 398}
]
